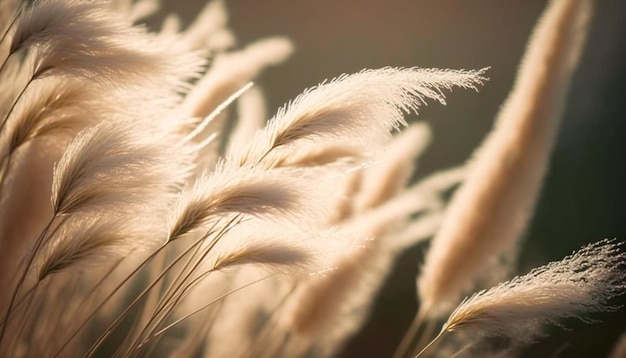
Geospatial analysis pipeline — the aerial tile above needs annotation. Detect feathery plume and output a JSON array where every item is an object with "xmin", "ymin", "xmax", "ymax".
[
  {"xmin": 231, "ymin": 67, "xmax": 485, "ymax": 168},
  {"xmin": 180, "ymin": 0, "xmax": 234, "ymax": 51},
  {"xmin": 183, "ymin": 37, "xmax": 293, "ymax": 118},
  {"xmin": 167, "ymin": 164, "xmax": 312, "ymax": 241},
  {"xmin": 418, "ymin": 0, "xmax": 595, "ymax": 313},
  {"xmin": 52, "ymin": 119, "xmax": 190, "ymax": 215},
  {"xmin": 280, "ymin": 237, "xmax": 377, "ymax": 338},
  {"xmin": 211, "ymin": 240, "xmax": 310, "ymax": 274},
  {"xmin": 37, "ymin": 215, "xmax": 146, "ymax": 280},
  {"xmin": 2, "ymin": 78, "xmax": 95, "ymax": 159},
  {"xmin": 209, "ymin": 226, "xmax": 344, "ymax": 276},
  {"xmin": 441, "ymin": 240, "xmax": 625, "ymax": 344},
  {"xmin": 354, "ymin": 122, "xmax": 432, "ymax": 211},
  {"xmin": 344, "ymin": 165, "xmax": 464, "ymax": 243},
  {"xmin": 112, "ymin": 0, "xmax": 160, "ymax": 24},
  {"xmin": 9, "ymin": 0, "xmax": 202, "ymax": 92}
]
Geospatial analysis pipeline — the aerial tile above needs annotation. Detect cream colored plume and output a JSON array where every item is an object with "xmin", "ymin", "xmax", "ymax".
[
  {"xmin": 231, "ymin": 67, "xmax": 486, "ymax": 168},
  {"xmin": 418, "ymin": 0, "xmax": 595, "ymax": 313},
  {"xmin": 441, "ymin": 240, "xmax": 625, "ymax": 344}
]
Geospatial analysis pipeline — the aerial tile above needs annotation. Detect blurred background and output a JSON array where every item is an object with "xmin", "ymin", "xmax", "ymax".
[{"xmin": 162, "ymin": 0, "xmax": 626, "ymax": 356}]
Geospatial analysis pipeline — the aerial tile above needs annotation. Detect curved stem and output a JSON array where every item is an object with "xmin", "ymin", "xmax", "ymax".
[
  {"xmin": 246, "ymin": 282, "xmax": 298, "ymax": 358},
  {"xmin": 52, "ymin": 246, "xmax": 168, "ymax": 358},
  {"xmin": 182, "ymin": 82, "xmax": 252, "ymax": 144},
  {"xmin": 122, "ymin": 216, "xmax": 242, "ymax": 354},
  {"xmin": 0, "ymin": 215, "xmax": 56, "ymax": 345},
  {"xmin": 0, "ymin": 77, "xmax": 32, "ymax": 135},
  {"xmin": 0, "ymin": 3, "xmax": 25, "ymax": 76},
  {"xmin": 393, "ymin": 305, "xmax": 427, "ymax": 358},
  {"xmin": 80, "ymin": 217, "xmax": 240, "ymax": 358},
  {"xmin": 415, "ymin": 330, "xmax": 446, "ymax": 358},
  {"xmin": 9, "ymin": 280, "xmax": 48, "ymax": 357},
  {"xmin": 0, "ymin": 1, "xmax": 24, "ymax": 46},
  {"xmin": 136, "ymin": 275, "xmax": 274, "ymax": 351},
  {"xmin": 54, "ymin": 225, "xmax": 225, "ymax": 358},
  {"xmin": 412, "ymin": 317, "xmax": 437, "ymax": 357},
  {"xmin": 0, "ymin": 53, "xmax": 12, "ymax": 80},
  {"xmin": 0, "ymin": 279, "xmax": 39, "ymax": 324},
  {"xmin": 0, "ymin": 155, "xmax": 12, "ymax": 199}
]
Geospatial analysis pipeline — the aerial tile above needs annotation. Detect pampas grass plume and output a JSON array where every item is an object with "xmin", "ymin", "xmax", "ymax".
[
  {"xmin": 418, "ymin": 0, "xmax": 595, "ymax": 314},
  {"xmin": 442, "ymin": 240, "xmax": 625, "ymax": 342}
]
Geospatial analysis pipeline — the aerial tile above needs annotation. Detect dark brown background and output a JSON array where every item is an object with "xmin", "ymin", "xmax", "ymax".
[{"xmin": 161, "ymin": 1, "xmax": 626, "ymax": 356}]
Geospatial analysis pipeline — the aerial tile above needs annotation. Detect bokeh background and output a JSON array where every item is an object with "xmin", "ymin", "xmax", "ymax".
[{"xmin": 162, "ymin": 1, "xmax": 626, "ymax": 356}]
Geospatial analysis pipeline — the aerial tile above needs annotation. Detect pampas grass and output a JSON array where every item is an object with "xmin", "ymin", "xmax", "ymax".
[
  {"xmin": 417, "ymin": 0, "xmax": 595, "ymax": 316},
  {"xmin": 0, "ymin": 0, "xmax": 623, "ymax": 357},
  {"xmin": 412, "ymin": 239, "xmax": 625, "ymax": 357},
  {"xmin": 229, "ymin": 67, "xmax": 486, "ymax": 168},
  {"xmin": 443, "ymin": 240, "xmax": 625, "ymax": 340}
]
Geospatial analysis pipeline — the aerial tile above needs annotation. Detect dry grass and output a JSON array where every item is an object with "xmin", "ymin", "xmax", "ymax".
[{"xmin": 0, "ymin": 0, "xmax": 623, "ymax": 357}]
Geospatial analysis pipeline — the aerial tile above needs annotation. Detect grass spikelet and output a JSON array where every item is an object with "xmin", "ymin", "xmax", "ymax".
[
  {"xmin": 2, "ymin": 78, "xmax": 94, "ymax": 158},
  {"xmin": 277, "ymin": 233, "xmax": 401, "ymax": 358},
  {"xmin": 211, "ymin": 240, "xmax": 310, "ymax": 273},
  {"xmin": 37, "ymin": 215, "xmax": 142, "ymax": 280},
  {"xmin": 270, "ymin": 143, "xmax": 364, "ymax": 169},
  {"xmin": 231, "ymin": 67, "xmax": 486, "ymax": 167},
  {"xmin": 52, "ymin": 119, "xmax": 190, "ymax": 215},
  {"xmin": 167, "ymin": 164, "xmax": 310, "ymax": 241},
  {"xmin": 390, "ymin": 212, "xmax": 444, "ymax": 250},
  {"xmin": 344, "ymin": 166, "xmax": 464, "ymax": 243},
  {"xmin": 209, "ymin": 233, "xmax": 319, "ymax": 276},
  {"xmin": 440, "ymin": 240, "xmax": 625, "ymax": 344},
  {"xmin": 10, "ymin": 0, "xmax": 202, "ymax": 92}
]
